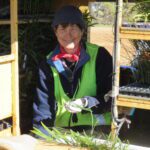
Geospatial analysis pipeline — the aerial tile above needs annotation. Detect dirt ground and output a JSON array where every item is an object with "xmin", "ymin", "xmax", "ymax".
[
  {"xmin": 89, "ymin": 27, "xmax": 150, "ymax": 148},
  {"xmin": 88, "ymin": 26, "xmax": 136, "ymax": 65}
]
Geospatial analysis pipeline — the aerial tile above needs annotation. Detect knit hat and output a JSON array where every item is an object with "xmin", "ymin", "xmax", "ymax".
[{"xmin": 51, "ymin": 5, "xmax": 85, "ymax": 29}]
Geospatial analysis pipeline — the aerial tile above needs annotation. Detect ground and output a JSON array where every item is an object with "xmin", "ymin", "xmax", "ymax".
[
  {"xmin": 89, "ymin": 26, "xmax": 150, "ymax": 148},
  {"xmin": 88, "ymin": 26, "xmax": 136, "ymax": 65}
]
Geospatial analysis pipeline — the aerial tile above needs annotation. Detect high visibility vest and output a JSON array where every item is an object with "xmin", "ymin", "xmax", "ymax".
[{"xmin": 50, "ymin": 42, "xmax": 111, "ymax": 127}]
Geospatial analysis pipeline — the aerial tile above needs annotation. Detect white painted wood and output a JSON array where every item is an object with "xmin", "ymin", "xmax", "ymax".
[{"xmin": 0, "ymin": 63, "xmax": 12, "ymax": 119}]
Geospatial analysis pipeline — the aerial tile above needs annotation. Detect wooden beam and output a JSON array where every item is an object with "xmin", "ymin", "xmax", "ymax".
[
  {"xmin": 0, "ymin": 20, "xmax": 11, "ymax": 25},
  {"xmin": 0, "ymin": 19, "xmax": 51, "ymax": 25},
  {"xmin": 120, "ymin": 27, "xmax": 150, "ymax": 40},
  {"xmin": 35, "ymin": 141, "xmax": 88, "ymax": 150},
  {"xmin": 0, "ymin": 128, "xmax": 12, "ymax": 137},
  {"xmin": 0, "ymin": 63, "xmax": 13, "ymax": 120},
  {"xmin": 0, "ymin": 54, "xmax": 15, "ymax": 64},
  {"xmin": 117, "ymin": 95, "xmax": 150, "ymax": 110},
  {"xmin": 0, "ymin": 115, "xmax": 12, "ymax": 120},
  {"xmin": 111, "ymin": 0, "xmax": 123, "ymax": 136},
  {"xmin": 10, "ymin": 0, "xmax": 20, "ymax": 136}
]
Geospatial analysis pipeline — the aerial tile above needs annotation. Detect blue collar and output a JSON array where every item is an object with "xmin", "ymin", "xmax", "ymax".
[{"xmin": 47, "ymin": 43, "xmax": 90, "ymax": 77}]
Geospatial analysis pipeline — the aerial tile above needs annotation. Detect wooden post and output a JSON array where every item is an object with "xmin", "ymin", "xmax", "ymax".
[
  {"xmin": 111, "ymin": 0, "xmax": 123, "ymax": 137},
  {"xmin": 10, "ymin": 0, "xmax": 20, "ymax": 135}
]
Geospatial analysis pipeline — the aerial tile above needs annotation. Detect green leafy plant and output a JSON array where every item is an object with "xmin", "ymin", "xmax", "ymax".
[
  {"xmin": 130, "ymin": 0, "xmax": 150, "ymax": 22},
  {"xmin": 126, "ymin": 0, "xmax": 150, "ymax": 85},
  {"xmin": 83, "ymin": 9, "xmax": 97, "ymax": 27},
  {"xmin": 32, "ymin": 123, "xmax": 129, "ymax": 150}
]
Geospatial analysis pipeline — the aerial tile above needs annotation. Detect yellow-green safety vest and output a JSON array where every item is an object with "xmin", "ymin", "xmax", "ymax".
[{"xmin": 50, "ymin": 42, "xmax": 111, "ymax": 127}]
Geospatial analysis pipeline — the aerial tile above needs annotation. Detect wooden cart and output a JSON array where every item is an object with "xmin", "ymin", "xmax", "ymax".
[
  {"xmin": 0, "ymin": 0, "xmax": 150, "ymax": 145},
  {"xmin": 112, "ymin": 0, "xmax": 150, "ymax": 134},
  {"xmin": 0, "ymin": 0, "xmax": 20, "ymax": 136}
]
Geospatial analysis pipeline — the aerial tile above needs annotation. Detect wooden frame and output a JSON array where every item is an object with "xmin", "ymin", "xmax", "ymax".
[
  {"xmin": 0, "ymin": 0, "xmax": 20, "ymax": 136},
  {"xmin": 120, "ymin": 27, "xmax": 150, "ymax": 40},
  {"xmin": 117, "ymin": 95, "xmax": 150, "ymax": 110},
  {"xmin": 0, "ymin": 19, "xmax": 52, "ymax": 25},
  {"xmin": 112, "ymin": 0, "xmax": 150, "ymax": 135}
]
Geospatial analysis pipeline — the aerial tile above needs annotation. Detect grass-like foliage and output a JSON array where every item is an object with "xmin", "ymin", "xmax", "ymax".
[{"xmin": 31, "ymin": 123, "xmax": 129, "ymax": 150}]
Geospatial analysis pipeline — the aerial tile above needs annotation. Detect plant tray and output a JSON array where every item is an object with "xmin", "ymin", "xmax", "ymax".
[{"xmin": 119, "ymin": 83, "xmax": 150, "ymax": 98}]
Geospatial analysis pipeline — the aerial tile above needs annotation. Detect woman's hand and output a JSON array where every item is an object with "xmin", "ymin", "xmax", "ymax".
[{"xmin": 64, "ymin": 96, "xmax": 99, "ymax": 113}]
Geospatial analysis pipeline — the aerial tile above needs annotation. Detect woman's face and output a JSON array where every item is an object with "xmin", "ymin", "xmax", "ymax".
[{"xmin": 55, "ymin": 24, "xmax": 83, "ymax": 54}]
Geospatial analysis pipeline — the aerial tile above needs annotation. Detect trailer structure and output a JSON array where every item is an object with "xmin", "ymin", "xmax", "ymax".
[{"xmin": 112, "ymin": 0, "xmax": 150, "ymax": 135}]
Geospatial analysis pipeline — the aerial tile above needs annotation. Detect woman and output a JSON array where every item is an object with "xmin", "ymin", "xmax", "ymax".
[{"xmin": 33, "ymin": 5, "xmax": 112, "ymax": 134}]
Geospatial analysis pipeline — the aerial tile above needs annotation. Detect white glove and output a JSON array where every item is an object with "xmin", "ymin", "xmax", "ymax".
[
  {"xmin": 64, "ymin": 98, "xmax": 88, "ymax": 113},
  {"xmin": 64, "ymin": 96, "xmax": 100, "ymax": 113}
]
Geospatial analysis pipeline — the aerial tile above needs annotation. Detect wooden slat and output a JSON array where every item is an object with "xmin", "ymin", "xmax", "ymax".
[
  {"xmin": 0, "ymin": 63, "xmax": 12, "ymax": 120},
  {"xmin": 111, "ymin": 0, "xmax": 123, "ymax": 136},
  {"xmin": 0, "ymin": 54, "xmax": 15, "ymax": 64},
  {"xmin": 117, "ymin": 95, "xmax": 150, "ymax": 110},
  {"xmin": 0, "ymin": 19, "xmax": 51, "ymax": 25},
  {"xmin": 0, "ymin": 20, "xmax": 11, "ymax": 25},
  {"xmin": 120, "ymin": 27, "xmax": 150, "ymax": 40},
  {"xmin": 10, "ymin": 0, "xmax": 20, "ymax": 136},
  {"xmin": 35, "ymin": 141, "xmax": 87, "ymax": 150},
  {"xmin": 0, "ymin": 115, "xmax": 12, "ymax": 121},
  {"xmin": 0, "ymin": 128, "xmax": 12, "ymax": 137}
]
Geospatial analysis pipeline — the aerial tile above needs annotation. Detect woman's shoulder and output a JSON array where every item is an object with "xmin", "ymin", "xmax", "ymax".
[
  {"xmin": 85, "ymin": 42, "xmax": 111, "ymax": 57},
  {"xmin": 37, "ymin": 58, "xmax": 53, "ymax": 76}
]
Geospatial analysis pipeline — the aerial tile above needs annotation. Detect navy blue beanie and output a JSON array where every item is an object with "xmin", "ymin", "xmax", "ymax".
[{"xmin": 51, "ymin": 5, "xmax": 85, "ymax": 29}]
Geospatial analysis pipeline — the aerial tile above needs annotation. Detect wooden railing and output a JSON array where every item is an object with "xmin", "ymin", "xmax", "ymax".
[{"xmin": 0, "ymin": 0, "xmax": 20, "ymax": 136}]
